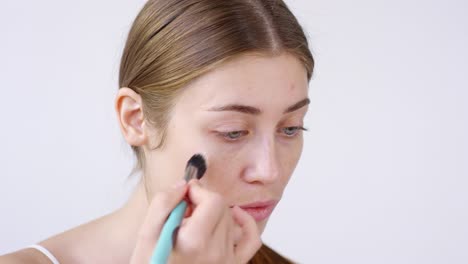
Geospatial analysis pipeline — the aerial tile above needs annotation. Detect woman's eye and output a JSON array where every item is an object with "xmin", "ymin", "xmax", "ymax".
[
  {"xmin": 282, "ymin": 126, "xmax": 307, "ymax": 137},
  {"xmin": 220, "ymin": 130, "xmax": 248, "ymax": 141}
]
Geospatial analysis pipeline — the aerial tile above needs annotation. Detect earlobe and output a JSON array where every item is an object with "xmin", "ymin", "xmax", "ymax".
[{"xmin": 115, "ymin": 87, "xmax": 147, "ymax": 146}]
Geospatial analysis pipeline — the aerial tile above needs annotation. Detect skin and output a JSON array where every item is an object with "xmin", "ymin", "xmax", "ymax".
[{"xmin": 0, "ymin": 52, "xmax": 309, "ymax": 264}]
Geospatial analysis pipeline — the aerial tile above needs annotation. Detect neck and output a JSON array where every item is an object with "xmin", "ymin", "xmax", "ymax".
[{"xmin": 106, "ymin": 179, "xmax": 150, "ymax": 259}]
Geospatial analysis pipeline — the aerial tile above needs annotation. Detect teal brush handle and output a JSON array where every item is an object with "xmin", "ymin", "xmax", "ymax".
[{"xmin": 150, "ymin": 200, "xmax": 187, "ymax": 264}]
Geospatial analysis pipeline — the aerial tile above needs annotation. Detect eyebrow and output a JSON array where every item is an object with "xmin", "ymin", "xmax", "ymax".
[{"xmin": 207, "ymin": 98, "xmax": 310, "ymax": 115}]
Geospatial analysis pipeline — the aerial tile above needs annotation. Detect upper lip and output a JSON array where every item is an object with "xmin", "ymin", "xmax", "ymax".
[{"xmin": 237, "ymin": 200, "xmax": 278, "ymax": 208}]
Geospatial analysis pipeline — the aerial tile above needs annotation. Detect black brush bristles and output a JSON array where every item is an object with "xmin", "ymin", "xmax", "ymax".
[{"xmin": 185, "ymin": 154, "xmax": 207, "ymax": 180}]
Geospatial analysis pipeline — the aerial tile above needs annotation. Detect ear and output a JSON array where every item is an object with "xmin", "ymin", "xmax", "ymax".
[{"xmin": 115, "ymin": 87, "xmax": 147, "ymax": 146}]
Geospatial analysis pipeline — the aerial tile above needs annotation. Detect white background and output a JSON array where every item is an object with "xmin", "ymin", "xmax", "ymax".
[{"xmin": 1, "ymin": 0, "xmax": 467, "ymax": 263}]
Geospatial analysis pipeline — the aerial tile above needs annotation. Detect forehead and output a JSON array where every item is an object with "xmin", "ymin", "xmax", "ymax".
[{"xmin": 176, "ymin": 52, "xmax": 309, "ymax": 112}]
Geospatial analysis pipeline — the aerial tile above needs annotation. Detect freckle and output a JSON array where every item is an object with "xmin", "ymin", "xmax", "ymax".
[{"xmin": 289, "ymin": 84, "xmax": 295, "ymax": 91}]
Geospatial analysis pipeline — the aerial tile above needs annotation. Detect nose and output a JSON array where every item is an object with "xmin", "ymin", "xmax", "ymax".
[{"xmin": 243, "ymin": 136, "xmax": 281, "ymax": 184}]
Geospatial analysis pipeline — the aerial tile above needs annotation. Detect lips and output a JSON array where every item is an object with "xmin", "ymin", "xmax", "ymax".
[{"xmin": 238, "ymin": 200, "xmax": 278, "ymax": 222}]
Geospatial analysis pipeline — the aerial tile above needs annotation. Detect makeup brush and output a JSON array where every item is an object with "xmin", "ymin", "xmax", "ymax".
[
  {"xmin": 183, "ymin": 154, "xmax": 206, "ymax": 181},
  {"xmin": 150, "ymin": 154, "xmax": 207, "ymax": 264}
]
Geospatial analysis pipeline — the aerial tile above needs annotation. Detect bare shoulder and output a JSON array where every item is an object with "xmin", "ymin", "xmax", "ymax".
[
  {"xmin": 0, "ymin": 248, "xmax": 50, "ymax": 264},
  {"xmin": 0, "ymin": 213, "xmax": 116, "ymax": 264}
]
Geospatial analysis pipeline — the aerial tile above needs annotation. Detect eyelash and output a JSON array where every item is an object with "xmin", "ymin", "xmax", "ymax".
[
  {"xmin": 282, "ymin": 126, "xmax": 308, "ymax": 137},
  {"xmin": 218, "ymin": 126, "xmax": 308, "ymax": 141}
]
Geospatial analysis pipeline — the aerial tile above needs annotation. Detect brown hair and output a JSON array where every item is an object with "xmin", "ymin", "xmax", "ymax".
[{"xmin": 119, "ymin": 0, "xmax": 313, "ymax": 262}]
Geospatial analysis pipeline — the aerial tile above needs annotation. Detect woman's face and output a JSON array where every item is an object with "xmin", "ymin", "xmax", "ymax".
[{"xmin": 143, "ymin": 52, "xmax": 309, "ymax": 233}]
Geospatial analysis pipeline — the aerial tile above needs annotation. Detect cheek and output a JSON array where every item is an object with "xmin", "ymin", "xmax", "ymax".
[
  {"xmin": 278, "ymin": 136, "xmax": 304, "ymax": 182},
  {"xmin": 202, "ymin": 158, "xmax": 239, "ymax": 193},
  {"xmin": 193, "ymin": 131, "xmax": 252, "ymax": 197},
  {"xmin": 197, "ymin": 141, "xmax": 245, "ymax": 194},
  {"xmin": 145, "ymin": 122, "xmax": 205, "ymax": 192}
]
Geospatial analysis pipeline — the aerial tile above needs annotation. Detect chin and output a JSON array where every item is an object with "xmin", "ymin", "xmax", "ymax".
[{"xmin": 257, "ymin": 218, "xmax": 270, "ymax": 234}]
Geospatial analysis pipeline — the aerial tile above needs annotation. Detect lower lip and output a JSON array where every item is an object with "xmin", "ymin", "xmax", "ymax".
[{"xmin": 240, "ymin": 204, "xmax": 276, "ymax": 222}]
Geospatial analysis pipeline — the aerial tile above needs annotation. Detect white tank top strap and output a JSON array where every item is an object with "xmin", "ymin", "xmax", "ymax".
[{"xmin": 26, "ymin": 244, "xmax": 60, "ymax": 264}]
